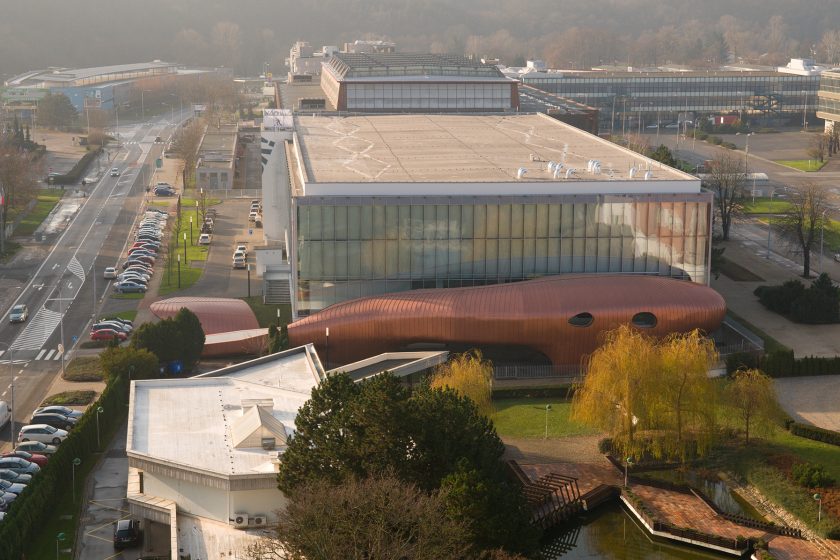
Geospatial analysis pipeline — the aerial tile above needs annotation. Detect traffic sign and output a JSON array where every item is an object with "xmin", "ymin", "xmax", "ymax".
[
  {"xmin": 72, "ymin": 336, "xmax": 78, "ymax": 343},
  {"xmin": 156, "ymin": 158, "xmax": 162, "ymax": 169}
]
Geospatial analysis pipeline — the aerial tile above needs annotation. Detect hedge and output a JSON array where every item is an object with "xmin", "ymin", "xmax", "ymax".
[
  {"xmin": 789, "ymin": 422, "xmax": 840, "ymax": 447},
  {"xmin": 48, "ymin": 147, "xmax": 101, "ymax": 185},
  {"xmin": 726, "ymin": 350, "xmax": 840, "ymax": 378},
  {"xmin": 0, "ymin": 371, "xmax": 129, "ymax": 558}
]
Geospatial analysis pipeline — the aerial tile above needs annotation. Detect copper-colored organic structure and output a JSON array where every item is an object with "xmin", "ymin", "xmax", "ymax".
[
  {"xmin": 287, "ymin": 275, "xmax": 726, "ymax": 367},
  {"xmin": 150, "ymin": 297, "xmax": 260, "ymax": 335}
]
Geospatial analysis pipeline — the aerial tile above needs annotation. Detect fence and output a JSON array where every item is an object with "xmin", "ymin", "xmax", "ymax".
[
  {"xmin": 204, "ymin": 188, "xmax": 261, "ymax": 200},
  {"xmin": 493, "ymin": 364, "xmax": 581, "ymax": 381}
]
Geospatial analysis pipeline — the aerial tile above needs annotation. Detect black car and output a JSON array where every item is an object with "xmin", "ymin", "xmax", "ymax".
[
  {"xmin": 30, "ymin": 413, "xmax": 77, "ymax": 431},
  {"xmin": 113, "ymin": 519, "xmax": 141, "ymax": 549}
]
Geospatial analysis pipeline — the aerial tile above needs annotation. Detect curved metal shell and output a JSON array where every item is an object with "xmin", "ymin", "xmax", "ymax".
[{"xmin": 288, "ymin": 275, "xmax": 726, "ymax": 367}]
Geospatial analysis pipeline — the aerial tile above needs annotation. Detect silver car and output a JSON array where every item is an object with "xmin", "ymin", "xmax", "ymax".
[{"xmin": 18, "ymin": 424, "xmax": 68, "ymax": 445}]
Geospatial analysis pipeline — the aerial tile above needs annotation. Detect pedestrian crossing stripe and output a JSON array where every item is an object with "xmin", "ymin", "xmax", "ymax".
[{"xmin": 10, "ymin": 308, "xmax": 63, "ymax": 351}]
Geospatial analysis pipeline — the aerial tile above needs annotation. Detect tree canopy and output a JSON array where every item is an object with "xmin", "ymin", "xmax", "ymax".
[
  {"xmin": 131, "ymin": 308, "xmax": 205, "ymax": 371},
  {"xmin": 724, "ymin": 368, "xmax": 780, "ymax": 444},
  {"xmin": 572, "ymin": 325, "xmax": 718, "ymax": 461},
  {"xmin": 99, "ymin": 346, "xmax": 159, "ymax": 381},
  {"xmin": 430, "ymin": 350, "xmax": 493, "ymax": 417},
  {"xmin": 277, "ymin": 372, "xmax": 538, "ymax": 555},
  {"xmin": 36, "ymin": 93, "xmax": 77, "ymax": 128}
]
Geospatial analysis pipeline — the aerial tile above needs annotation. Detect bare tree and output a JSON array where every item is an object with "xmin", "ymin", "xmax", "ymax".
[
  {"xmin": 704, "ymin": 152, "xmax": 746, "ymax": 241},
  {"xmin": 171, "ymin": 119, "xmax": 205, "ymax": 188},
  {"xmin": 819, "ymin": 29, "xmax": 840, "ymax": 66},
  {"xmin": 807, "ymin": 133, "xmax": 829, "ymax": 164},
  {"xmin": 779, "ymin": 183, "xmax": 830, "ymax": 278}
]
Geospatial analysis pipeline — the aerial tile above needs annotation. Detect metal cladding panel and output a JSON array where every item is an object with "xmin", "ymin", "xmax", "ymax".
[
  {"xmin": 287, "ymin": 275, "xmax": 726, "ymax": 367},
  {"xmin": 150, "ymin": 297, "xmax": 260, "ymax": 335}
]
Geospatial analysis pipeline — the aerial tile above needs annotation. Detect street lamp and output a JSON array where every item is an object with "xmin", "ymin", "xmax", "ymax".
[
  {"xmin": 71, "ymin": 457, "xmax": 81, "ymax": 503},
  {"xmin": 802, "ymin": 90, "xmax": 809, "ymax": 130},
  {"xmin": 56, "ymin": 532, "xmax": 66, "ymax": 560},
  {"xmin": 767, "ymin": 188, "xmax": 776, "ymax": 259},
  {"xmin": 820, "ymin": 209, "xmax": 829, "ymax": 274},
  {"xmin": 140, "ymin": 89, "xmax": 152, "ymax": 121},
  {"xmin": 189, "ymin": 216, "xmax": 193, "ymax": 245},
  {"xmin": 183, "ymin": 232, "xmax": 187, "ymax": 264},
  {"xmin": 815, "ymin": 493, "xmax": 823, "ymax": 523},
  {"xmin": 0, "ymin": 342, "xmax": 15, "ymax": 448},
  {"xmin": 177, "ymin": 254, "xmax": 181, "ymax": 288},
  {"xmin": 544, "ymin": 404, "xmax": 552, "ymax": 439},
  {"xmin": 95, "ymin": 406, "xmax": 104, "ymax": 449},
  {"xmin": 744, "ymin": 132, "xmax": 754, "ymax": 170},
  {"xmin": 624, "ymin": 457, "xmax": 634, "ymax": 487},
  {"xmin": 325, "ymin": 327, "xmax": 330, "ymax": 369},
  {"xmin": 247, "ymin": 264, "xmax": 252, "ymax": 298}
]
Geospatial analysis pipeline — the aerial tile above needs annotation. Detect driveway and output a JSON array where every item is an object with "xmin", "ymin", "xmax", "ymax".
[{"xmin": 775, "ymin": 375, "xmax": 840, "ymax": 432}]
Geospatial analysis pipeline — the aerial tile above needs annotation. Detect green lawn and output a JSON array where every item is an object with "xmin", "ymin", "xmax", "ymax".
[
  {"xmin": 158, "ymin": 265, "xmax": 202, "ymax": 295},
  {"xmin": 13, "ymin": 189, "xmax": 64, "ymax": 237},
  {"xmin": 42, "ymin": 390, "xmax": 96, "ymax": 406},
  {"xmin": 241, "ymin": 297, "xmax": 292, "ymax": 327},
  {"xmin": 62, "ymin": 356, "xmax": 105, "ymax": 382},
  {"xmin": 775, "ymin": 159, "xmax": 828, "ymax": 172},
  {"xmin": 111, "ymin": 292, "xmax": 145, "ymax": 300},
  {"xmin": 490, "ymin": 399, "xmax": 599, "ymax": 438},
  {"xmin": 741, "ymin": 197, "xmax": 793, "ymax": 214}
]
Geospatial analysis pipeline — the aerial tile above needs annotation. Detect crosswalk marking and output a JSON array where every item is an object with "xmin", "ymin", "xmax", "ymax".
[
  {"xmin": 44, "ymin": 349, "xmax": 55, "ymax": 361},
  {"xmin": 67, "ymin": 256, "xmax": 85, "ymax": 282},
  {"xmin": 53, "ymin": 350, "xmax": 62, "ymax": 361},
  {"xmin": 35, "ymin": 349, "xmax": 46, "ymax": 360},
  {"xmin": 10, "ymin": 308, "xmax": 63, "ymax": 351},
  {"xmin": 0, "ymin": 351, "xmax": 3, "ymax": 359}
]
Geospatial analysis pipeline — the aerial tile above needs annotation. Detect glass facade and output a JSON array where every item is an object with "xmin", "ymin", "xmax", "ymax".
[
  {"xmin": 817, "ymin": 71, "xmax": 840, "ymax": 120},
  {"xmin": 345, "ymin": 82, "xmax": 512, "ymax": 111},
  {"xmin": 523, "ymin": 73, "xmax": 819, "ymax": 116},
  {"xmin": 295, "ymin": 194, "xmax": 711, "ymax": 313}
]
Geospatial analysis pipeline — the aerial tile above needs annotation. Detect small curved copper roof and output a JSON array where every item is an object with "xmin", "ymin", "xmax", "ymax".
[
  {"xmin": 150, "ymin": 297, "xmax": 259, "ymax": 335},
  {"xmin": 288, "ymin": 275, "xmax": 726, "ymax": 367}
]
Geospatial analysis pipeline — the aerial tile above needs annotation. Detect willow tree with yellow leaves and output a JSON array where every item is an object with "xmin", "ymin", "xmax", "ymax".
[
  {"xmin": 571, "ymin": 325, "xmax": 719, "ymax": 462},
  {"xmin": 430, "ymin": 350, "xmax": 494, "ymax": 417}
]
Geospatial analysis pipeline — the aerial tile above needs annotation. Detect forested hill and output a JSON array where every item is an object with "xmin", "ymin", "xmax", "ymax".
[{"xmin": 3, "ymin": 0, "xmax": 840, "ymax": 77}]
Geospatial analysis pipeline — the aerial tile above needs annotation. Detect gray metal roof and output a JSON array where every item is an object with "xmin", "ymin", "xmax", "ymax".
[{"xmin": 327, "ymin": 53, "xmax": 505, "ymax": 81}]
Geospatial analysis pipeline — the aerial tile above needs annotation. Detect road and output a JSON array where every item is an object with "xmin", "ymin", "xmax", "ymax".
[{"xmin": 0, "ymin": 115, "xmax": 182, "ymax": 446}]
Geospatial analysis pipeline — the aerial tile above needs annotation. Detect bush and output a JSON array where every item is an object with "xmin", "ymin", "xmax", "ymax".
[
  {"xmin": 41, "ymin": 391, "xmax": 96, "ymax": 406},
  {"xmin": 598, "ymin": 437, "xmax": 614, "ymax": 454},
  {"xmin": 791, "ymin": 462, "xmax": 835, "ymax": 488},
  {"xmin": 789, "ymin": 422, "xmax": 840, "ymax": 447},
  {"xmin": 62, "ymin": 356, "xmax": 105, "ymax": 381},
  {"xmin": 755, "ymin": 274, "xmax": 839, "ymax": 324}
]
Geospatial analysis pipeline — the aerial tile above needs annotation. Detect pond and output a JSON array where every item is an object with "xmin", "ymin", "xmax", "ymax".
[
  {"xmin": 636, "ymin": 470, "xmax": 765, "ymax": 520},
  {"xmin": 541, "ymin": 502, "xmax": 732, "ymax": 559}
]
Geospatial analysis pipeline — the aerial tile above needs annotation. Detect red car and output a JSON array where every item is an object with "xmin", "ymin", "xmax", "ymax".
[
  {"xmin": 90, "ymin": 329, "xmax": 128, "ymax": 342},
  {"xmin": 2, "ymin": 450, "xmax": 48, "ymax": 468}
]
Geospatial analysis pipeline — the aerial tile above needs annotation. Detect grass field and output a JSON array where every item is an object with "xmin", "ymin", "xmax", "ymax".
[
  {"xmin": 62, "ymin": 356, "xmax": 105, "ymax": 382},
  {"xmin": 42, "ymin": 390, "xmax": 96, "ymax": 406},
  {"xmin": 490, "ymin": 399, "xmax": 599, "ymax": 438},
  {"xmin": 775, "ymin": 159, "xmax": 828, "ymax": 172},
  {"xmin": 13, "ymin": 189, "xmax": 64, "ymax": 237},
  {"xmin": 111, "ymin": 292, "xmax": 144, "ymax": 300},
  {"xmin": 741, "ymin": 197, "xmax": 793, "ymax": 214},
  {"xmin": 241, "ymin": 297, "xmax": 292, "ymax": 327}
]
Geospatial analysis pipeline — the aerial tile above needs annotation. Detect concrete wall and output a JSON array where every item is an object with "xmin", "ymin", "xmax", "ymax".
[
  {"xmin": 230, "ymin": 488, "xmax": 289, "ymax": 524},
  {"xmin": 143, "ymin": 473, "xmax": 228, "ymax": 523},
  {"xmin": 260, "ymin": 131, "xmax": 293, "ymax": 244}
]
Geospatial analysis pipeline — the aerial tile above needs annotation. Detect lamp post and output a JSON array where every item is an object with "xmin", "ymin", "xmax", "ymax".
[
  {"xmin": 767, "ymin": 188, "xmax": 775, "ymax": 259},
  {"xmin": 744, "ymin": 132, "xmax": 753, "ymax": 170},
  {"xmin": 624, "ymin": 457, "xmax": 634, "ymax": 487},
  {"xmin": 189, "ymin": 216, "xmax": 193, "ymax": 245},
  {"xmin": 247, "ymin": 264, "xmax": 252, "ymax": 298},
  {"xmin": 803, "ymin": 89, "xmax": 809, "ymax": 130},
  {"xmin": 183, "ymin": 232, "xmax": 187, "ymax": 264},
  {"xmin": 140, "ymin": 89, "xmax": 151, "ymax": 121},
  {"xmin": 56, "ymin": 532, "xmax": 66, "ymax": 560},
  {"xmin": 815, "ymin": 493, "xmax": 823, "ymax": 523},
  {"xmin": 325, "ymin": 327, "xmax": 330, "ymax": 369},
  {"xmin": 95, "ymin": 406, "xmax": 104, "ymax": 449},
  {"xmin": 71, "ymin": 458, "xmax": 81, "ymax": 503},
  {"xmin": 544, "ymin": 404, "xmax": 552, "ymax": 439},
  {"xmin": 0, "ymin": 342, "xmax": 14, "ymax": 448},
  {"xmin": 177, "ymin": 254, "xmax": 181, "ymax": 288},
  {"xmin": 820, "ymin": 209, "xmax": 829, "ymax": 274}
]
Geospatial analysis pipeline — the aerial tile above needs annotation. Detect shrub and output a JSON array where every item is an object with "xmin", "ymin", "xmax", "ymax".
[
  {"xmin": 791, "ymin": 462, "xmax": 835, "ymax": 488},
  {"xmin": 41, "ymin": 391, "xmax": 96, "ymax": 406},
  {"xmin": 598, "ymin": 437, "xmax": 614, "ymax": 454},
  {"xmin": 62, "ymin": 356, "xmax": 105, "ymax": 382}
]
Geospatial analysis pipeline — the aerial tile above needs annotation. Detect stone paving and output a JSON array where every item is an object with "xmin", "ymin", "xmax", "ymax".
[{"xmin": 523, "ymin": 461, "xmax": 832, "ymax": 559}]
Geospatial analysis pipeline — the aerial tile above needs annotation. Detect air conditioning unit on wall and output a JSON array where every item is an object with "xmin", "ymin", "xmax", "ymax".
[
  {"xmin": 253, "ymin": 514, "xmax": 267, "ymax": 527},
  {"xmin": 233, "ymin": 513, "xmax": 249, "ymax": 528}
]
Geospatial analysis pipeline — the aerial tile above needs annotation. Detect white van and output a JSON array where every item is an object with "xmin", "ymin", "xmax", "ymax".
[{"xmin": 0, "ymin": 401, "xmax": 10, "ymax": 427}]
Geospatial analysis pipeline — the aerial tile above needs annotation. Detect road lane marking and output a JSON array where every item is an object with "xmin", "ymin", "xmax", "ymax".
[
  {"xmin": 35, "ymin": 349, "xmax": 46, "ymax": 360},
  {"xmin": 43, "ymin": 349, "xmax": 55, "ymax": 360}
]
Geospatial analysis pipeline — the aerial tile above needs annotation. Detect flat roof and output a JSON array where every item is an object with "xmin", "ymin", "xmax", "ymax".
[
  {"xmin": 7, "ymin": 61, "xmax": 175, "ymax": 86},
  {"xmin": 294, "ymin": 113, "xmax": 697, "ymax": 192},
  {"xmin": 127, "ymin": 346, "xmax": 324, "ymax": 478},
  {"xmin": 327, "ymin": 53, "xmax": 505, "ymax": 81}
]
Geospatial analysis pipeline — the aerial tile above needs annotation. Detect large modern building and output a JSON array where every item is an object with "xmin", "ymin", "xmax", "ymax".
[
  {"xmin": 510, "ymin": 60, "xmax": 821, "ymax": 130},
  {"xmin": 260, "ymin": 112, "xmax": 711, "ymax": 316},
  {"xmin": 817, "ymin": 68, "xmax": 840, "ymax": 131},
  {"xmin": 195, "ymin": 123, "xmax": 238, "ymax": 190},
  {"xmin": 320, "ymin": 53, "xmax": 519, "ymax": 112}
]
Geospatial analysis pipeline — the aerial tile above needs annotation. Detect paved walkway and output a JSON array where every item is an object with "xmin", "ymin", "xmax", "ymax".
[{"xmin": 775, "ymin": 375, "xmax": 840, "ymax": 431}]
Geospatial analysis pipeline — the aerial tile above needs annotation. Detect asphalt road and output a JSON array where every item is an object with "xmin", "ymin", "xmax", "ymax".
[{"xmin": 0, "ymin": 116, "xmax": 182, "ymax": 446}]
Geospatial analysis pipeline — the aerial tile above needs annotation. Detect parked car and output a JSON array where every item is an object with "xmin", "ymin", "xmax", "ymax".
[
  {"xmin": 2, "ymin": 450, "xmax": 47, "ymax": 468},
  {"xmin": 32, "ymin": 406, "xmax": 83, "ymax": 420},
  {"xmin": 0, "ymin": 479, "xmax": 27, "ymax": 496},
  {"xmin": 110, "ymin": 167, "xmax": 120, "ymax": 177},
  {"xmin": 92, "ymin": 322, "xmax": 132, "ymax": 333},
  {"xmin": 248, "ymin": 210, "xmax": 259, "ymax": 221},
  {"xmin": 30, "ymin": 413, "xmax": 77, "ymax": 431},
  {"xmin": 232, "ymin": 256, "xmax": 246, "ymax": 269},
  {"xmin": 198, "ymin": 233, "xmax": 211, "ymax": 244},
  {"xmin": 235, "ymin": 244, "xmax": 248, "ymax": 255},
  {"xmin": 146, "ymin": 208, "xmax": 167, "ymax": 216},
  {"xmin": 82, "ymin": 174, "xmax": 100, "ymax": 186},
  {"xmin": 0, "ymin": 469, "xmax": 31, "ymax": 484},
  {"xmin": 122, "ymin": 259, "xmax": 154, "ymax": 271},
  {"xmin": 14, "ymin": 441, "xmax": 57, "ymax": 456},
  {"xmin": 18, "ymin": 424, "xmax": 67, "ymax": 445},
  {"xmin": 113, "ymin": 519, "xmax": 142, "ymax": 549},
  {"xmin": 233, "ymin": 250, "xmax": 246, "ymax": 260},
  {"xmin": 154, "ymin": 187, "xmax": 176, "ymax": 197},
  {"xmin": 0, "ymin": 457, "xmax": 40, "ymax": 475},
  {"xmin": 0, "ymin": 490, "xmax": 17, "ymax": 506},
  {"xmin": 103, "ymin": 267, "xmax": 117, "ymax": 279},
  {"xmin": 95, "ymin": 319, "xmax": 133, "ymax": 331},
  {"xmin": 114, "ymin": 283, "xmax": 146, "ymax": 295},
  {"xmin": 8, "ymin": 305, "xmax": 28, "ymax": 324},
  {"xmin": 124, "ymin": 264, "xmax": 154, "ymax": 276},
  {"xmin": 118, "ymin": 274, "xmax": 149, "ymax": 285},
  {"xmin": 90, "ymin": 328, "xmax": 129, "ymax": 341}
]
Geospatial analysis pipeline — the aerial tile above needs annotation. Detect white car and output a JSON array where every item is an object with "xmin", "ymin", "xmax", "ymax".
[
  {"xmin": 110, "ymin": 167, "xmax": 120, "ymax": 177},
  {"xmin": 198, "ymin": 233, "xmax": 211, "ymax": 245},
  {"xmin": 232, "ymin": 256, "xmax": 246, "ymax": 269},
  {"xmin": 233, "ymin": 250, "xmax": 246, "ymax": 260},
  {"xmin": 235, "ymin": 244, "xmax": 247, "ymax": 255},
  {"xmin": 103, "ymin": 267, "xmax": 117, "ymax": 279},
  {"xmin": 248, "ymin": 211, "xmax": 258, "ymax": 221},
  {"xmin": 18, "ymin": 424, "xmax": 68, "ymax": 445}
]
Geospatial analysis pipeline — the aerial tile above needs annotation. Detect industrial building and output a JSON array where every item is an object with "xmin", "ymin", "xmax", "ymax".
[
  {"xmin": 320, "ymin": 53, "xmax": 519, "ymax": 112},
  {"xmin": 259, "ymin": 112, "xmax": 711, "ymax": 316},
  {"xmin": 508, "ymin": 59, "xmax": 822, "ymax": 130},
  {"xmin": 817, "ymin": 68, "xmax": 840, "ymax": 131},
  {"xmin": 195, "ymin": 123, "xmax": 238, "ymax": 190}
]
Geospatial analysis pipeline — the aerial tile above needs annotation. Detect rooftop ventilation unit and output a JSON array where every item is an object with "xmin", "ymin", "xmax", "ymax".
[
  {"xmin": 546, "ymin": 161, "xmax": 556, "ymax": 172},
  {"xmin": 234, "ymin": 513, "xmax": 250, "ymax": 529},
  {"xmin": 565, "ymin": 168, "xmax": 576, "ymax": 179},
  {"xmin": 553, "ymin": 165, "xmax": 564, "ymax": 179},
  {"xmin": 592, "ymin": 161, "xmax": 601, "ymax": 174},
  {"xmin": 517, "ymin": 167, "xmax": 528, "ymax": 179},
  {"xmin": 629, "ymin": 167, "xmax": 638, "ymax": 179},
  {"xmin": 644, "ymin": 171, "xmax": 653, "ymax": 180}
]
